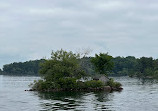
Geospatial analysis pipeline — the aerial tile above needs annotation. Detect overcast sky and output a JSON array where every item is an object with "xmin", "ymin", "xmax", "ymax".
[{"xmin": 0, "ymin": 0, "xmax": 158, "ymax": 68}]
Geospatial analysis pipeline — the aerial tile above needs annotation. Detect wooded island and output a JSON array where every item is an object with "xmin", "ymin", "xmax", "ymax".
[
  {"xmin": 1, "ymin": 51, "xmax": 158, "ymax": 79},
  {"xmin": 29, "ymin": 49, "xmax": 122, "ymax": 92}
]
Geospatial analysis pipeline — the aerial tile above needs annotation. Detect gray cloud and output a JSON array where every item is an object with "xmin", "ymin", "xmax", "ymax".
[{"xmin": 0, "ymin": 0, "xmax": 158, "ymax": 68}]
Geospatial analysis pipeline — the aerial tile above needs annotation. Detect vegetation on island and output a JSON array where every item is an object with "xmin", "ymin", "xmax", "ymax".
[
  {"xmin": 1, "ymin": 50, "xmax": 158, "ymax": 80},
  {"xmin": 91, "ymin": 53, "xmax": 122, "ymax": 89},
  {"xmin": 91, "ymin": 53, "xmax": 114, "ymax": 75},
  {"xmin": 30, "ymin": 49, "xmax": 121, "ymax": 92},
  {"xmin": 81, "ymin": 56, "xmax": 158, "ymax": 79}
]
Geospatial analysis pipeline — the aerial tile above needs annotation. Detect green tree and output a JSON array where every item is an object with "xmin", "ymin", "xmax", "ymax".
[
  {"xmin": 111, "ymin": 56, "xmax": 138, "ymax": 76},
  {"xmin": 2, "ymin": 59, "xmax": 44, "ymax": 75},
  {"xmin": 39, "ymin": 49, "xmax": 85, "ymax": 82},
  {"xmin": 91, "ymin": 53, "xmax": 114, "ymax": 75},
  {"xmin": 31, "ymin": 50, "xmax": 123, "ymax": 91},
  {"xmin": 137, "ymin": 57, "xmax": 153, "ymax": 75}
]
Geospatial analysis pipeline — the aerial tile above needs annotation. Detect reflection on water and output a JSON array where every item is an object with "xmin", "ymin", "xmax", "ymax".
[
  {"xmin": 38, "ymin": 91, "xmax": 84, "ymax": 110},
  {"xmin": 1, "ymin": 75, "xmax": 158, "ymax": 111},
  {"xmin": 37, "ymin": 91, "xmax": 113, "ymax": 111}
]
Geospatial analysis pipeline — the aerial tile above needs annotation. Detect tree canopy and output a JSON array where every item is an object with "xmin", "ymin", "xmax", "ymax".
[
  {"xmin": 2, "ymin": 51, "xmax": 158, "ymax": 79},
  {"xmin": 31, "ymin": 50, "xmax": 122, "ymax": 91},
  {"xmin": 91, "ymin": 53, "xmax": 114, "ymax": 75},
  {"xmin": 1, "ymin": 59, "xmax": 45, "ymax": 75},
  {"xmin": 39, "ymin": 49, "xmax": 85, "ymax": 82}
]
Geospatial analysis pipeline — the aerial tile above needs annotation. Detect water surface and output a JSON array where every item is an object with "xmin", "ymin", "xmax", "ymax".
[{"xmin": 0, "ymin": 75, "xmax": 158, "ymax": 111}]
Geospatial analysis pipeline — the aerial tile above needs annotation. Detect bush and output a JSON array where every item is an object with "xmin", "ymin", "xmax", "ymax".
[
  {"xmin": 57, "ymin": 78, "xmax": 77, "ymax": 89},
  {"xmin": 114, "ymin": 82, "xmax": 122, "ymax": 88},
  {"xmin": 106, "ymin": 78, "xmax": 115, "ymax": 87},
  {"xmin": 106, "ymin": 78, "xmax": 122, "ymax": 88},
  {"xmin": 84, "ymin": 80, "xmax": 103, "ymax": 88},
  {"xmin": 31, "ymin": 80, "xmax": 56, "ymax": 91},
  {"xmin": 76, "ymin": 81, "xmax": 86, "ymax": 89}
]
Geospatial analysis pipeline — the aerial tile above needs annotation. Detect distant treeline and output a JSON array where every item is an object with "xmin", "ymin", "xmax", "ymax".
[
  {"xmin": 1, "ymin": 56, "xmax": 158, "ymax": 78},
  {"xmin": 80, "ymin": 56, "xmax": 158, "ymax": 78},
  {"xmin": 0, "ymin": 59, "xmax": 45, "ymax": 76},
  {"xmin": 112, "ymin": 56, "xmax": 158, "ymax": 78}
]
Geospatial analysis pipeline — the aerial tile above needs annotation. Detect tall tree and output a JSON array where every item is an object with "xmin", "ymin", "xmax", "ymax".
[
  {"xmin": 137, "ymin": 57, "xmax": 153, "ymax": 73},
  {"xmin": 91, "ymin": 53, "xmax": 114, "ymax": 75}
]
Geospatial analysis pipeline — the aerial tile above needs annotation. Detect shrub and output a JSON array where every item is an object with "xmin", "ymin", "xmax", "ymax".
[
  {"xmin": 84, "ymin": 80, "xmax": 103, "ymax": 88},
  {"xmin": 106, "ymin": 78, "xmax": 122, "ymax": 88},
  {"xmin": 106, "ymin": 78, "xmax": 115, "ymax": 87},
  {"xmin": 31, "ymin": 80, "xmax": 56, "ymax": 91},
  {"xmin": 114, "ymin": 82, "xmax": 122, "ymax": 88},
  {"xmin": 57, "ymin": 78, "xmax": 77, "ymax": 89},
  {"xmin": 76, "ymin": 81, "xmax": 86, "ymax": 89}
]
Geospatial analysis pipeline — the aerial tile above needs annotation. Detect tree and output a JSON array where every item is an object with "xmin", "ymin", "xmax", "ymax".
[
  {"xmin": 137, "ymin": 57, "xmax": 153, "ymax": 74},
  {"xmin": 91, "ymin": 53, "xmax": 114, "ymax": 75},
  {"xmin": 2, "ymin": 59, "xmax": 44, "ymax": 75},
  {"xmin": 31, "ymin": 50, "xmax": 122, "ymax": 91},
  {"xmin": 39, "ymin": 49, "xmax": 85, "ymax": 82},
  {"xmin": 111, "ymin": 56, "xmax": 138, "ymax": 76}
]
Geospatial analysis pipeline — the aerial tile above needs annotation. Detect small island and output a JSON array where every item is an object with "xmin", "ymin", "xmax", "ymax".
[{"xmin": 29, "ymin": 49, "xmax": 122, "ymax": 92}]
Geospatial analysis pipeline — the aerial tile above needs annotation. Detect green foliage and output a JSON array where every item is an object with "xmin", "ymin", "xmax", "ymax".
[
  {"xmin": 2, "ymin": 59, "xmax": 45, "ymax": 75},
  {"xmin": 31, "ymin": 80, "xmax": 55, "ymax": 91},
  {"xmin": 0, "ymin": 69, "xmax": 2, "ymax": 75},
  {"xmin": 114, "ymin": 82, "xmax": 122, "ymax": 89},
  {"xmin": 32, "ymin": 79, "xmax": 104, "ymax": 91},
  {"xmin": 39, "ymin": 49, "xmax": 86, "ymax": 82},
  {"xmin": 57, "ymin": 78, "xmax": 77, "ymax": 89},
  {"xmin": 153, "ymin": 70, "xmax": 158, "ymax": 79},
  {"xmin": 2, "ymin": 53, "xmax": 158, "ymax": 80},
  {"xmin": 110, "ymin": 56, "xmax": 158, "ymax": 79},
  {"xmin": 106, "ymin": 78, "xmax": 122, "ymax": 88},
  {"xmin": 91, "ymin": 53, "xmax": 114, "ymax": 75},
  {"xmin": 31, "ymin": 49, "xmax": 88, "ymax": 91},
  {"xmin": 84, "ymin": 80, "xmax": 103, "ymax": 88},
  {"xmin": 111, "ymin": 56, "xmax": 138, "ymax": 76},
  {"xmin": 106, "ymin": 78, "xmax": 115, "ymax": 87},
  {"xmin": 137, "ymin": 57, "xmax": 153, "ymax": 73},
  {"xmin": 76, "ymin": 81, "xmax": 86, "ymax": 89},
  {"xmin": 28, "ymin": 50, "xmax": 123, "ymax": 91}
]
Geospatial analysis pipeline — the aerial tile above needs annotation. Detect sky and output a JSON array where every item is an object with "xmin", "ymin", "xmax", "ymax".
[{"xmin": 0, "ymin": 0, "xmax": 158, "ymax": 68}]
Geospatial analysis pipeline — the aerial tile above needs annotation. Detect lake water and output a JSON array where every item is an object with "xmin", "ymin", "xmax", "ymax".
[{"xmin": 0, "ymin": 75, "xmax": 158, "ymax": 111}]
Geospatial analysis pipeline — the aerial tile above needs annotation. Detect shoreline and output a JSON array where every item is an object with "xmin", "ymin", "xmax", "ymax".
[{"xmin": 25, "ymin": 86, "xmax": 123, "ymax": 92}]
